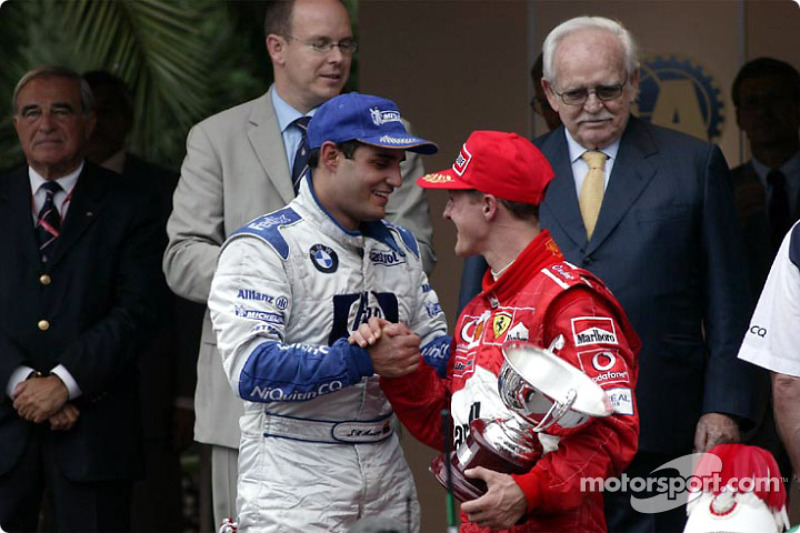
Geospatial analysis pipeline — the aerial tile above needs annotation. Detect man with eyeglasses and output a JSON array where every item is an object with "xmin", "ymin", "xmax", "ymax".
[
  {"xmin": 460, "ymin": 16, "xmax": 760, "ymax": 533},
  {"xmin": 163, "ymin": 0, "xmax": 436, "ymax": 527},
  {"xmin": 538, "ymin": 16, "xmax": 761, "ymax": 533}
]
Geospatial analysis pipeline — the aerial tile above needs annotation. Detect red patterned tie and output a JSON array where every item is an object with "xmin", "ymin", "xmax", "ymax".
[{"xmin": 35, "ymin": 181, "xmax": 62, "ymax": 263}]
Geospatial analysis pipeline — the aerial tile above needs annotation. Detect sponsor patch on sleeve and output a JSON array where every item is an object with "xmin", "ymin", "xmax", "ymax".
[
  {"xmin": 576, "ymin": 348, "xmax": 630, "ymax": 387},
  {"xmin": 606, "ymin": 387, "xmax": 634, "ymax": 415},
  {"xmin": 571, "ymin": 316, "xmax": 618, "ymax": 346}
]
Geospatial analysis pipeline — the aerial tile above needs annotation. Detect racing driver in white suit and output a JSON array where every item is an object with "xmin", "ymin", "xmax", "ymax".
[{"xmin": 208, "ymin": 92, "xmax": 450, "ymax": 532}]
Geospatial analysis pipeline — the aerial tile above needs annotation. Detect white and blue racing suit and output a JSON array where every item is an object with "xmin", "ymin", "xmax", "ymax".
[{"xmin": 208, "ymin": 178, "xmax": 450, "ymax": 532}]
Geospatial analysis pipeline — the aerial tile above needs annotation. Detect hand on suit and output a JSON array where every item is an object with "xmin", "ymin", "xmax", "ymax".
[
  {"xmin": 48, "ymin": 403, "xmax": 80, "ymax": 431},
  {"xmin": 12, "ymin": 375, "xmax": 69, "ymax": 424},
  {"xmin": 694, "ymin": 412, "xmax": 740, "ymax": 452}
]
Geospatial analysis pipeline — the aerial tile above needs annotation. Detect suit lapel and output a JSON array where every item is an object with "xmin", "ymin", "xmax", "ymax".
[
  {"xmin": 48, "ymin": 162, "xmax": 106, "ymax": 269},
  {"xmin": 540, "ymin": 129, "xmax": 587, "ymax": 249},
  {"xmin": 586, "ymin": 118, "xmax": 658, "ymax": 255},
  {"xmin": 0, "ymin": 167, "xmax": 41, "ymax": 267},
  {"xmin": 247, "ymin": 89, "xmax": 295, "ymax": 205}
]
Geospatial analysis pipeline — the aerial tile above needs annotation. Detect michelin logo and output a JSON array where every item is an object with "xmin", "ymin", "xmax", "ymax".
[
  {"xmin": 234, "ymin": 305, "xmax": 284, "ymax": 325},
  {"xmin": 370, "ymin": 107, "xmax": 402, "ymax": 126},
  {"xmin": 572, "ymin": 317, "xmax": 618, "ymax": 346},
  {"xmin": 251, "ymin": 380, "xmax": 343, "ymax": 401}
]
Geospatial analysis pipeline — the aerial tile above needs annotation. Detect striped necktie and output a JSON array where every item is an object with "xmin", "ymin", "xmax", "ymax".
[
  {"xmin": 36, "ymin": 181, "xmax": 62, "ymax": 263},
  {"xmin": 291, "ymin": 116, "xmax": 312, "ymax": 195},
  {"xmin": 579, "ymin": 151, "xmax": 608, "ymax": 240}
]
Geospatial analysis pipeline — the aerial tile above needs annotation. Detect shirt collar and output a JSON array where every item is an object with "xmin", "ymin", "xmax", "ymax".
[
  {"xmin": 271, "ymin": 85, "xmax": 318, "ymax": 134},
  {"xmin": 29, "ymin": 161, "xmax": 83, "ymax": 196},
  {"xmin": 564, "ymin": 128, "xmax": 621, "ymax": 164},
  {"xmin": 751, "ymin": 151, "xmax": 800, "ymax": 184}
]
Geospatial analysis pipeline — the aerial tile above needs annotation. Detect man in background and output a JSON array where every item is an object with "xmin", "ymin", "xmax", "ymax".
[
  {"xmin": 536, "ymin": 17, "xmax": 759, "ymax": 531},
  {"xmin": 731, "ymin": 57, "xmax": 800, "ymax": 297},
  {"xmin": 162, "ymin": 0, "xmax": 436, "ymax": 525},
  {"xmin": 461, "ymin": 17, "xmax": 761, "ymax": 531},
  {"xmin": 84, "ymin": 70, "xmax": 203, "ymax": 533},
  {"xmin": 0, "ymin": 65, "xmax": 160, "ymax": 532},
  {"xmin": 730, "ymin": 56, "xmax": 800, "ymax": 492}
]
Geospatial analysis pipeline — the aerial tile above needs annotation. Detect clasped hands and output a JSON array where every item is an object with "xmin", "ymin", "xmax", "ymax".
[
  {"xmin": 12, "ymin": 374, "xmax": 79, "ymax": 431},
  {"xmin": 348, "ymin": 317, "xmax": 421, "ymax": 378}
]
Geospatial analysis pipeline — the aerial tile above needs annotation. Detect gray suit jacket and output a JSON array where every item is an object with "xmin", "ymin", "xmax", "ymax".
[{"xmin": 164, "ymin": 88, "xmax": 435, "ymax": 448}]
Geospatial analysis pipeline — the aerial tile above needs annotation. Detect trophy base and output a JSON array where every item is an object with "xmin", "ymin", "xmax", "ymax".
[{"xmin": 430, "ymin": 419, "xmax": 535, "ymax": 502}]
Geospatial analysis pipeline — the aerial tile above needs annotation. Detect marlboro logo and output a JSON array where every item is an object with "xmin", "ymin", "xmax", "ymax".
[{"xmin": 571, "ymin": 317, "xmax": 618, "ymax": 346}]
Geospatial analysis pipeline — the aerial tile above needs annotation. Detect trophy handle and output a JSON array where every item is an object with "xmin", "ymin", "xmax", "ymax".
[{"xmin": 532, "ymin": 388, "xmax": 577, "ymax": 432}]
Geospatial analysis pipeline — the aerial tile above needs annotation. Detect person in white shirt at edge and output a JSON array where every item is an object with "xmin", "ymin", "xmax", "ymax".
[
  {"xmin": 739, "ymin": 220, "xmax": 800, "ymax": 492},
  {"xmin": 207, "ymin": 92, "xmax": 451, "ymax": 532}
]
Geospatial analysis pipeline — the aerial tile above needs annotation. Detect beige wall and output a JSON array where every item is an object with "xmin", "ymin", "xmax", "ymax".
[{"xmin": 359, "ymin": 1, "xmax": 800, "ymax": 529}]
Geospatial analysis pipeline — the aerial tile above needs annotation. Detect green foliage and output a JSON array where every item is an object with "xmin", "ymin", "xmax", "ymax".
[
  {"xmin": 0, "ymin": 0, "xmax": 271, "ymax": 171},
  {"xmin": 0, "ymin": 0, "xmax": 359, "ymax": 172}
]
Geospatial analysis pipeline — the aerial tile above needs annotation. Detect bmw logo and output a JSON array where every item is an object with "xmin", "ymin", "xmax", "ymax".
[{"xmin": 309, "ymin": 244, "xmax": 338, "ymax": 273}]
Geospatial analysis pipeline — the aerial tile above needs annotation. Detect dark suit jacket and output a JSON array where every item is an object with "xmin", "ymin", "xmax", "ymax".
[
  {"xmin": 123, "ymin": 154, "xmax": 203, "ymax": 432},
  {"xmin": 730, "ymin": 161, "xmax": 800, "ymax": 304},
  {"xmin": 537, "ymin": 117, "xmax": 760, "ymax": 452},
  {"xmin": 0, "ymin": 161, "xmax": 161, "ymax": 482}
]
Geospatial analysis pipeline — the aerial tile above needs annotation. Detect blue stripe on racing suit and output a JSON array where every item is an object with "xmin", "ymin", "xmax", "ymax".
[
  {"xmin": 421, "ymin": 335, "xmax": 451, "ymax": 378},
  {"xmin": 239, "ymin": 337, "xmax": 374, "ymax": 403}
]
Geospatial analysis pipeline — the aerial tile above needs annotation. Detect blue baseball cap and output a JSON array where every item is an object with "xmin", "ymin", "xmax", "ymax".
[{"xmin": 307, "ymin": 92, "xmax": 438, "ymax": 155}]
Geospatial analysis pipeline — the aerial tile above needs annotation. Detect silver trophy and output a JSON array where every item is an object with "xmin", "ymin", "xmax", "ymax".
[{"xmin": 431, "ymin": 338, "xmax": 613, "ymax": 501}]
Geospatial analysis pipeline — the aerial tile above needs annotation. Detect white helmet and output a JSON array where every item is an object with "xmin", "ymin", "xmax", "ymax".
[{"xmin": 683, "ymin": 444, "xmax": 789, "ymax": 533}]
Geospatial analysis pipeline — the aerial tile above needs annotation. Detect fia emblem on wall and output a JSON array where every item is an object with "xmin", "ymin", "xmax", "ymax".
[{"xmin": 636, "ymin": 55, "xmax": 725, "ymax": 142}]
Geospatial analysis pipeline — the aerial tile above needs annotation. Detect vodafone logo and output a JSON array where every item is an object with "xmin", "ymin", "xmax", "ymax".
[
  {"xmin": 578, "ymin": 348, "xmax": 630, "ymax": 387},
  {"xmin": 592, "ymin": 351, "xmax": 616, "ymax": 371}
]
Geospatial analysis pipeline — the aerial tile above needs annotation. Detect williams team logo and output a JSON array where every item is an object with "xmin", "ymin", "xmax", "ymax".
[
  {"xmin": 309, "ymin": 244, "xmax": 338, "ymax": 273},
  {"xmin": 572, "ymin": 317, "xmax": 618, "ymax": 346},
  {"xmin": 637, "ymin": 55, "xmax": 725, "ymax": 142}
]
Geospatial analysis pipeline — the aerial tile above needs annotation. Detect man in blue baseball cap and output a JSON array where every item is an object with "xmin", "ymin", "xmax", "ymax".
[{"xmin": 206, "ymin": 92, "xmax": 450, "ymax": 532}]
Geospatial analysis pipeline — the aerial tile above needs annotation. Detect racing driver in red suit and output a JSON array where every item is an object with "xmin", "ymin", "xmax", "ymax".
[{"xmin": 351, "ymin": 131, "xmax": 641, "ymax": 531}]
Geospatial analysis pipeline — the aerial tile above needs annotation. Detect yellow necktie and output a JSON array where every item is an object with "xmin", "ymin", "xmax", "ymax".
[{"xmin": 579, "ymin": 151, "xmax": 607, "ymax": 240}]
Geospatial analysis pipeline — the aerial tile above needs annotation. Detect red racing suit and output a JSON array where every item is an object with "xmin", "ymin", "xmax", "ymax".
[{"xmin": 381, "ymin": 230, "xmax": 641, "ymax": 532}]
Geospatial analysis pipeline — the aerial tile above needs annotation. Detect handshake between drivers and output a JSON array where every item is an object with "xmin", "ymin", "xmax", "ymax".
[{"xmin": 349, "ymin": 317, "xmax": 421, "ymax": 378}]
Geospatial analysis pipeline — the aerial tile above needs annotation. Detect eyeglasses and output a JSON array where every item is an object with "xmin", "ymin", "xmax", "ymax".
[
  {"xmin": 552, "ymin": 83, "xmax": 626, "ymax": 106},
  {"xmin": 284, "ymin": 36, "xmax": 358, "ymax": 55}
]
